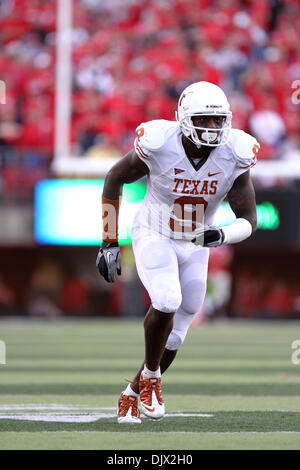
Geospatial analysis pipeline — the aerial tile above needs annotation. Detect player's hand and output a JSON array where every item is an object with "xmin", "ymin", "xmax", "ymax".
[
  {"xmin": 96, "ymin": 242, "xmax": 121, "ymax": 283},
  {"xmin": 192, "ymin": 225, "xmax": 225, "ymax": 248}
]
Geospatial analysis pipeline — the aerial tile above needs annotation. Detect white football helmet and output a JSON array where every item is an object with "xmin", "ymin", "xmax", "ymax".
[{"xmin": 176, "ymin": 81, "xmax": 232, "ymax": 147}]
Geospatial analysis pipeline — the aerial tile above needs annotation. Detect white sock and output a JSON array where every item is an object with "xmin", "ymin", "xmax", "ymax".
[
  {"xmin": 142, "ymin": 365, "xmax": 161, "ymax": 379},
  {"xmin": 123, "ymin": 384, "xmax": 139, "ymax": 397}
]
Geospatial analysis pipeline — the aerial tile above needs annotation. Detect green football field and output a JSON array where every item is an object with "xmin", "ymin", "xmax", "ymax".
[{"xmin": 0, "ymin": 318, "xmax": 300, "ymax": 450}]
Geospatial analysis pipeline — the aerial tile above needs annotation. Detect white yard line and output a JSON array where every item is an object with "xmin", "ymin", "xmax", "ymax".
[
  {"xmin": 0, "ymin": 404, "xmax": 299, "ymax": 425},
  {"xmin": 0, "ymin": 405, "xmax": 116, "ymax": 411},
  {"xmin": 0, "ymin": 410, "xmax": 214, "ymax": 422}
]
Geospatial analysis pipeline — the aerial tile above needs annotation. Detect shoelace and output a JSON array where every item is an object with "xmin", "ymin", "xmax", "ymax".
[
  {"xmin": 140, "ymin": 377, "xmax": 163, "ymax": 405},
  {"xmin": 119, "ymin": 395, "xmax": 140, "ymax": 418}
]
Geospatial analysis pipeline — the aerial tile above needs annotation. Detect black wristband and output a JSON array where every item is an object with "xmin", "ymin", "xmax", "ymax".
[{"xmin": 101, "ymin": 241, "xmax": 119, "ymax": 249}]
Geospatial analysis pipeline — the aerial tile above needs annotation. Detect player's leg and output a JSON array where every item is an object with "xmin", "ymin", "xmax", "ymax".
[
  {"xmin": 144, "ymin": 305, "xmax": 174, "ymax": 371},
  {"xmin": 136, "ymin": 234, "xmax": 182, "ymax": 419},
  {"xmin": 131, "ymin": 288, "xmax": 206, "ymax": 394},
  {"xmin": 134, "ymin": 231, "xmax": 182, "ymax": 371},
  {"xmin": 130, "ymin": 349, "xmax": 177, "ymax": 393},
  {"xmin": 122, "ymin": 305, "xmax": 174, "ymax": 420},
  {"xmin": 139, "ymin": 305, "xmax": 176, "ymax": 419},
  {"xmin": 118, "ymin": 231, "xmax": 182, "ymax": 422},
  {"xmin": 127, "ymin": 244, "xmax": 208, "ymax": 393},
  {"xmin": 164, "ymin": 244, "xmax": 209, "ymax": 357}
]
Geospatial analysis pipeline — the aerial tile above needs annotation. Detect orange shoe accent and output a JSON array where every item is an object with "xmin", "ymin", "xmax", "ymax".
[
  {"xmin": 117, "ymin": 393, "xmax": 141, "ymax": 424},
  {"xmin": 143, "ymin": 404, "xmax": 155, "ymax": 413},
  {"xmin": 139, "ymin": 374, "xmax": 165, "ymax": 419},
  {"xmin": 139, "ymin": 376, "xmax": 164, "ymax": 406}
]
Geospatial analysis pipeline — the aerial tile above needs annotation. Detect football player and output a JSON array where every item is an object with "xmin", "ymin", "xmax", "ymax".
[{"xmin": 97, "ymin": 81, "xmax": 259, "ymax": 424}]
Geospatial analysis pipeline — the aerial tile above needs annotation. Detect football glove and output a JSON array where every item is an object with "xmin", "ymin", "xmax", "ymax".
[
  {"xmin": 192, "ymin": 225, "xmax": 225, "ymax": 248},
  {"xmin": 96, "ymin": 241, "xmax": 121, "ymax": 283}
]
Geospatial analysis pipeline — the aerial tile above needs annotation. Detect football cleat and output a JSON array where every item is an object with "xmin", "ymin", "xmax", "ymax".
[
  {"xmin": 117, "ymin": 393, "xmax": 141, "ymax": 424},
  {"xmin": 139, "ymin": 373, "xmax": 165, "ymax": 420}
]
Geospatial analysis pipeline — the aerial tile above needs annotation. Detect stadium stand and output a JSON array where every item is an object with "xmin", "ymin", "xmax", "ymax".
[
  {"xmin": 0, "ymin": 0, "xmax": 300, "ymax": 205},
  {"xmin": 1, "ymin": 0, "xmax": 300, "ymax": 319}
]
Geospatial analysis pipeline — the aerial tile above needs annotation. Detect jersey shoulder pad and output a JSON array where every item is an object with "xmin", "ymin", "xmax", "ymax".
[
  {"xmin": 135, "ymin": 120, "xmax": 173, "ymax": 153},
  {"xmin": 230, "ymin": 128, "xmax": 260, "ymax": 168}
]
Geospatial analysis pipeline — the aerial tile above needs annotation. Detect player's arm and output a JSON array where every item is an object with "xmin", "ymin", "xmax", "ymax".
[
  {"xmin": 193, "ymin": 170, "xmax": 257, "ymax": 247},
  {"xmin": 96, "ymin": 149, "xmax": 149, "ymax": 282},
  {"xmin": 103, "ymin": 149, "xmax": 149, "ymax": 199},
  {"xmin": 226, "ymin": 170, "xmax": 257, "ymax": 235}
]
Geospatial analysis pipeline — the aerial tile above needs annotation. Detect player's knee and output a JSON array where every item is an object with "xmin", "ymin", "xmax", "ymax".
[
  {"xmin": 181, "ymin": 279, "xmax": 206, "ymax": 315},
  {"xmin": 153, "ymin": 289, "xmax": 182, "ymax": 313},
  {"xmin": 151, "ymin": 275, "xmax": 182, "ymax": 313},
  {"xmin": 165, "ymin": 330, "xmax": 186, "ymax": 350}
]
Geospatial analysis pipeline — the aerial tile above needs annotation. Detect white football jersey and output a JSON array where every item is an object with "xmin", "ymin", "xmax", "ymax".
[{"xmin": 133, "ymin": 120, "xmax": 259, "ymax": 240}]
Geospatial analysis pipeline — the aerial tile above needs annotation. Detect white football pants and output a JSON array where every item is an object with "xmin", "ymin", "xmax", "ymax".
[{"xmin": 132, "ymin": 227, "xmax": 209, "ymax": 351}]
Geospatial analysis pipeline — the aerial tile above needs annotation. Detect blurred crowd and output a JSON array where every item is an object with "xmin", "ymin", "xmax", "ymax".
[
  {"xmin": 0, "ymin": 245, "xmax": 232, "ymax": 318},
  {"xmin": 0, "ymin": 246, "xmax": 151, "ymax": 318},
  {"xmin": 0, "ymin": 0, "xmax": 300, "ymax": 204},
  {"xmin": 2, "ymin": 243, "xmax": 299, "ymax": 320},
  {"xmin": 231, "ymin": 269, "xmax": 300, "ymax": 318}
]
